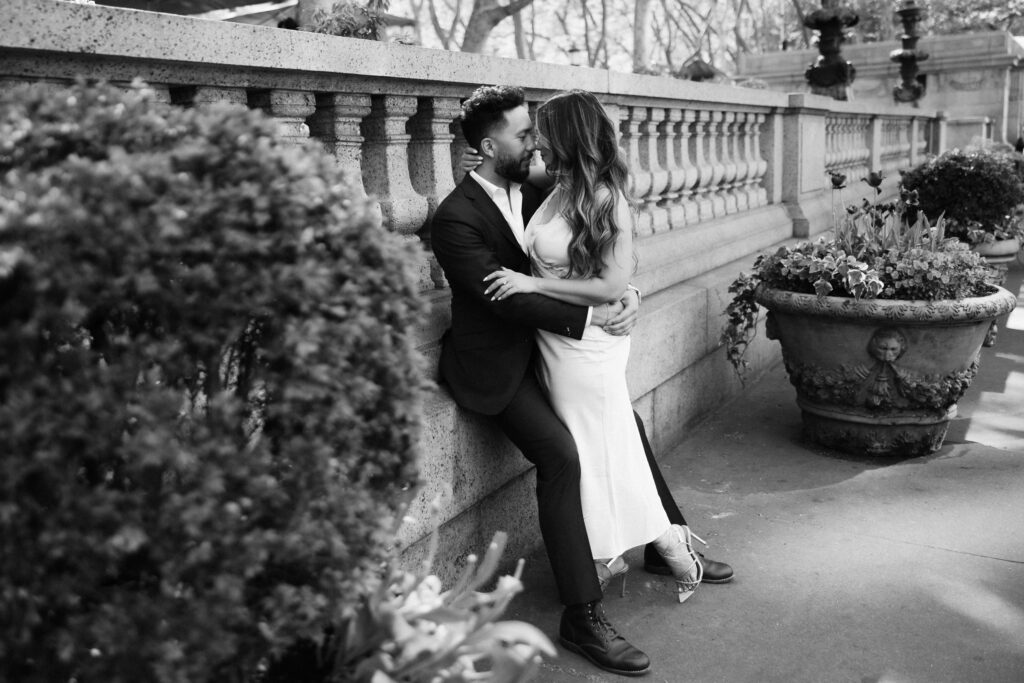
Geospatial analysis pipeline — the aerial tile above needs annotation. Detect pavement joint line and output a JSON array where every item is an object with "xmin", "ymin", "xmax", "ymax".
[{"xmin": 754, "ymin": 514, "xmax": 1024, "ymax": 565}]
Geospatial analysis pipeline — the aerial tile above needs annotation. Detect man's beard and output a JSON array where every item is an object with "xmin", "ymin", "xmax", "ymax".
[{"xmin": 495, "ymin": 148, "xmax": 531, "ymax": 183}]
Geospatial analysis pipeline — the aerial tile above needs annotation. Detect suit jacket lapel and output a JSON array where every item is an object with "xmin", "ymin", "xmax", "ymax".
[{"xmin": 460, "ymin": 175, "xmax": 526, "ymax": 254}]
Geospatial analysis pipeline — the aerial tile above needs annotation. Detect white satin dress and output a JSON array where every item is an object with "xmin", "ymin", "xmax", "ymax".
[{"xmin": 526, "ymin": 190, "xmax": 670, "ymax": 560}]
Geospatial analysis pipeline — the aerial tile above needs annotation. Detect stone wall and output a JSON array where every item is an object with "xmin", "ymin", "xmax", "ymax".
[
  {"xmin": 1, "ymin": 0, "xmax": 944, "ymax": 582},
  {"xmin": 738, "ymin": 31, "xmax": 1024, "ymax": 149}
]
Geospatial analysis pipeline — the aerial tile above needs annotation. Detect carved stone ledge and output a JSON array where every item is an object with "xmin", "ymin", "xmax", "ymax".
[{"xmin": 755, "ymin": 286, "xmax": 1018, "ymax": 323}]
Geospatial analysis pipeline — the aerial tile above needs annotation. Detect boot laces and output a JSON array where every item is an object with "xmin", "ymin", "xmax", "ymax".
[{"xmin": 587, "ymin": 601, "xmax": 621, "ymax": 642}]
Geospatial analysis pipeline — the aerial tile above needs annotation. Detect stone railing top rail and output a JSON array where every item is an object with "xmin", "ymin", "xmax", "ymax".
[
  {"xmin": 4, "ymin": 0, "xmax": 933, "ymax": 118},
  {"xmin": 738, "ymin": 30, "xmax": 1024, "ymax": 77},
  {"xmin": 788, "ymin": 92, "xmax": 938, "ymax": 118}
]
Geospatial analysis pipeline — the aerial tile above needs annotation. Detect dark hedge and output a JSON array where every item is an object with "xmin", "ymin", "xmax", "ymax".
[
  {"xmin": 900, "ymin": 148, "xmax": 1024, "ymax": 244},
  {"xmin": 0, "ymin": 79, "xmax": 427, "ymax": 683}
]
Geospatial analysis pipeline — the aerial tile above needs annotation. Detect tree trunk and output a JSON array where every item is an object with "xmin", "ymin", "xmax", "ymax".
[
  {"xmin": 632, "ymin": 0, "xmax": 653, "ymax": 72},
  {"xmin": 512, "ymin": 9, "xmax": 528, "ymax": 59},
  {"xmin": 461, "ymin": 0, "xmax": 535, "ymax": 53}
]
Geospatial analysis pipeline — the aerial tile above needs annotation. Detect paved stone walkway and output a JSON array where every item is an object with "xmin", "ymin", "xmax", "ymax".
[{"xmin": 505, "ymin": 262, "xmax": 1024, "ymax": 683}]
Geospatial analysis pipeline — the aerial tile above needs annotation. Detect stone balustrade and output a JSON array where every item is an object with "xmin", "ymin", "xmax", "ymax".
[{"xmin": 1, "ymin": 0, "xmax": 947, "ymax": 580}]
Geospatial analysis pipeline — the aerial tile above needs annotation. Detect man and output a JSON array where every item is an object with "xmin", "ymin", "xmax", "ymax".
[{"xmin": 430, "ymin": 85, "xmax": 730, "ymax": 676}]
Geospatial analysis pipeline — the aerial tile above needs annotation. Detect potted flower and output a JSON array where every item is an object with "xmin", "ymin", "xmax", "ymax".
[
  {"xmin": 722, "ymin": 172, "xmax": 1018, "ymax": 457},
  {"xmin": 900, "ymin": 148, "xmax": 1024, "ymax": 275}
]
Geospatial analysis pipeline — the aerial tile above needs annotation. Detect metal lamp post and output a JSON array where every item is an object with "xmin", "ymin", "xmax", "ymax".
[
  {"xmin": 804, "ymin": 0, "xmax": 860, "ymax": 101},
  {"xmin": 891, "ymin": 0, "xmax": 929, "ymax": 104}
]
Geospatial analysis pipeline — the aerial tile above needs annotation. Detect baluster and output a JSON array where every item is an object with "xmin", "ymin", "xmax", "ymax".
[
  {"xmin": 171, "ymin": 85, "xmax": 247, "ymax": 107},
  {"xmin": 847, "ymin": 117, "xmax": 858, "ymax": 171},
  {"xmin": 620, "ymin": 107, "xmax": 652, "ymax": 235},
  {"xmin": 639, "ymin": 107, "xmax": 671, "ymax": 233},
  {"xmin": 733, "ymin": 112, "xmax": 752, "ymax": 213},
  {"xmin": 719, "ymin": 111, "xmax": 739, "ymax": 214},
  {"xmin": 836, "ymin": 116, "xmax": 845, "ymax": 172},
  {"xmin": 824, "ymin": 117, "xmax": 836, "ymax": 172},
  {"xmin": 836, "ymin": 117, "xmax": 847, "ymax": 171},
  {"xmin": 112, "ymin": 81, "xmax": 171, "ymax": 104},
  {"xmin": 250, "ymin": 89, "xmax": 315, "ymax": 145},
  {"xmin": 691, "ymin": 110, "xmax": 716, "ymax": 220},
  {"xmin": 916, "ymin": 118, "xmax": 928, "ymax": 160},
  {"xmin": 307, "ymin": 92, "xmax": 376, "ymax": 210},
  {"xmin": 843, "ymin": 117, "xmax": 851, "ymax": 171},
  {"xmin": 408, "ymin": 96, "xmax": 461, "ymax": 290},
  {"xmin": 361, "ymin": 94, "xmax": 429, "ymax": 237},
  {"xmin": 677, "ymin": 110, "xmax": 701, "ymax": 225},
  {"xmin": 852, "ymin": 117, "xmax": 862, "ymax": 172},
  {"xmin": 705, "ymin": 111, "xmax": 727, "ymax": 217},
  {"xmin": 658, "ymin": 108, "xmax": 686, "ymax": 229},
  {"xmin": 361, "ymin": 94, "xmax": 432, "ymax": 288},
  {"xmin": 751, "ymin": 113, "xmax": 769, "ymax": 208},
  {"xmin": 859, "ymin": 118, "xmax": 872, "ymax": 179},
  {"xmin": 409, "ymin": 96, "xmax": 460, "ymax": 219}
]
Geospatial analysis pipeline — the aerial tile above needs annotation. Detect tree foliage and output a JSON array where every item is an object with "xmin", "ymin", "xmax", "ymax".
[{"xmin": 390, "ymin": 0, "xmax": 1024, "ymax": 77}]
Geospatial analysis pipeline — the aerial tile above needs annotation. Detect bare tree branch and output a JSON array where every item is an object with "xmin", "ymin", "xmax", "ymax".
[{"xmin": 461, "ymin": 0, "xmax": 536, "ymax": 53}]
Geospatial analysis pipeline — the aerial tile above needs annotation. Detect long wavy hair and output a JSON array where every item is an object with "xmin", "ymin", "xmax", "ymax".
[{"xmin": 536, "ymin": 89, "xmax": 637, "ymax": 279}]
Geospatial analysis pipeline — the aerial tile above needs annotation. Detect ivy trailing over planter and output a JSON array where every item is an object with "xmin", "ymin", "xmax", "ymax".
[{"xmin": 0, "ymin": 79, "xmax": 428, "ymax": 683}]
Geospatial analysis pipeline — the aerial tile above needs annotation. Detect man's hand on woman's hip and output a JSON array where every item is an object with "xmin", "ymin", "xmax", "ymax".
[{"xmin": 602, "ymin": 288, "xmax": 640, "ymax": 336}]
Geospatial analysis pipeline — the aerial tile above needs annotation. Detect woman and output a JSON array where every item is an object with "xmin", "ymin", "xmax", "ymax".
[{"xmin": 480, "ymin": 90, "xmax": 703, "ymax": 603}]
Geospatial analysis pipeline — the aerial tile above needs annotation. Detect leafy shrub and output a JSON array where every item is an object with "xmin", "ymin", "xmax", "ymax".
[
  {"xmin": 310, "ymin": 0, "xmax": 389, "ymax": 39},
  {"xmin": 0, "ymin": 79, "xmax": 427, "ymax": 683},
  {"xmin": 722, "ymin": 172, "xmax": 995, "ymax": 375},
  {"xmin": 900, "ymin": 148, "xmax": 1024, "ymax": 245}
]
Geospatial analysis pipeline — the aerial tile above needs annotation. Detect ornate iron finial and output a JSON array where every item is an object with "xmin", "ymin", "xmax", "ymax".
[
  {"xmin": 891, "ymin": 0, "xmax": 929, "ymax": 105},
  {"xmin": 803, "ymin": 0, "xmax": 860, "ymax": 100}
]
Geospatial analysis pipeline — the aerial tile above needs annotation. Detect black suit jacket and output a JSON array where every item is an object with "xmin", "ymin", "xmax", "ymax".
[{"xmin": 430, "ymin": 175, "xmax": 589, "ymax": 415}]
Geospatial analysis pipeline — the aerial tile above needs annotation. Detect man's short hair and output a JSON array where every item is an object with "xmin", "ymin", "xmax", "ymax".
[{"xmin": 459, "ymin": 85, "xmax": 526, "ymax": 150}]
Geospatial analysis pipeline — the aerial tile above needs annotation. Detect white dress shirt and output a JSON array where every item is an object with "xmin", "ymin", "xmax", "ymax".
[{"xmin": 469, "ymin": 170, "xmax": 527, "ymax": 253}]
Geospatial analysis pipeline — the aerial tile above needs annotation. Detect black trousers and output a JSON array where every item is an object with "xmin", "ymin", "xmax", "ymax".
[
  {"xmin": 494, "ymin": 371, "xmax": 689, "ymax": 606},
  {"xmin": 496, "ymin": 371, "xmax": 602, "ymax": 606}
]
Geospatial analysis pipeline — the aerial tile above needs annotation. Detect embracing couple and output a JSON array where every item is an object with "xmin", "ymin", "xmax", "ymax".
[{"xmin": 430, "ymin": 85, "xmax": 734, "ymax": 676}]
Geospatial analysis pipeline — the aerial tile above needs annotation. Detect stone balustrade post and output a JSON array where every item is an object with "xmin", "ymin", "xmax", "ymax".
[
  {"xmin": 249, "ymin": 89, "xmax": 316, "ymax": 145},
  {"xmin": 782, "ymin": 94, "xmax": 828, "ymax": 237}
]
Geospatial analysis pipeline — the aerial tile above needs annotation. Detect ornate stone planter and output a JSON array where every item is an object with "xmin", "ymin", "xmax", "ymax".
[
  {"xmin": 973, "ymin": 236, "xmax": 1020, "ymax": 264},
  {"xmin": 756, "ymin": 286, "xmax": 1018, "ymax": 457},
  {"xmin": 972, "ymin": 236, "xmax": 1021, "ymax": 284}
]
